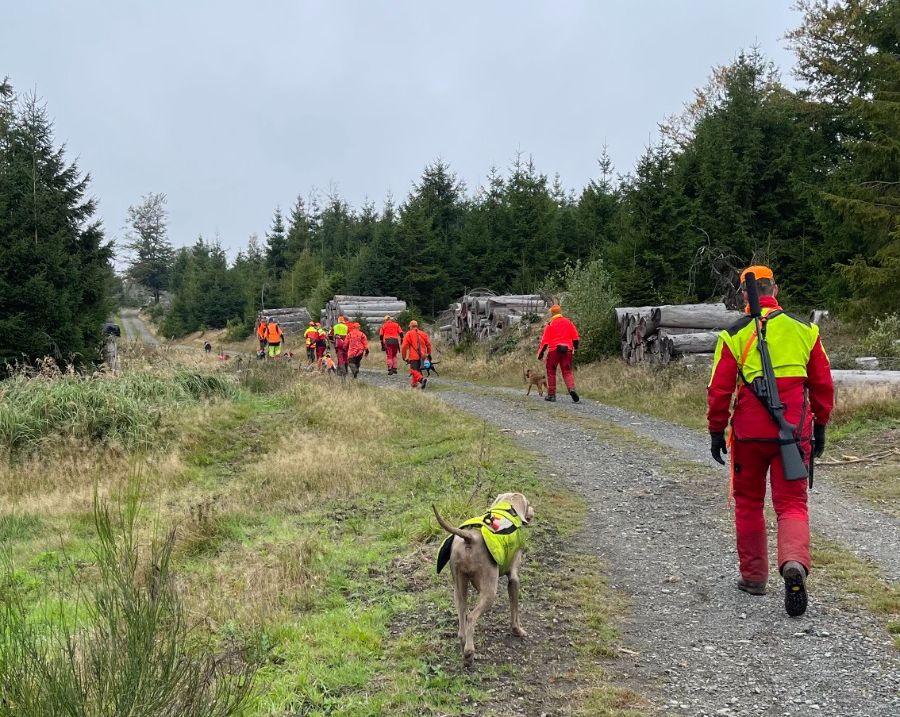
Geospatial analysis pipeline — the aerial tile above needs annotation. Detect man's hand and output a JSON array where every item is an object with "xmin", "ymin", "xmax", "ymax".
[
  {"xmin": 364, "ymin": 348, "xmax": 369, "ymax": 357},
  {"xmin": 710, "ymin": 431, "xmax": 728, "ymax": 465},
  {"xmin": 813, "ymin": 424, "xmax": 826, "ymax": 459},
  {"xmin": 537, "ymin": 346, "xmax": 546, "ymax": 360}
]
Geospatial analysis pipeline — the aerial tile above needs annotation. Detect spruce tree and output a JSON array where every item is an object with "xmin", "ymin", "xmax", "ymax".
[
  {"xmin": 123, "ymin": 192, "xmax": 174, "ymax": 304},
  {"xmin": 0, "ymin": 83, "xmax": 113, "ymax": 367}
]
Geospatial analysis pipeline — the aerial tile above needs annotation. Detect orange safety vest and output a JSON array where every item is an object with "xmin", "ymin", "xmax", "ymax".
[
  {"xmin": 257, "ymin": 321, "xmax": 267, "ymax": 340},
  {"xmin": 266, "ymin": 322, "xmax": 283, "ymax": 344}
]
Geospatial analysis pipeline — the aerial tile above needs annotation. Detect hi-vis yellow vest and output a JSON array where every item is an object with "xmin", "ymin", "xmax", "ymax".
[
  {"xmin": 436, "ymin": 502, "xmax": 526, "ymax": 576},
  {"xmin": 332, "ymin": 322, "xmax": 349, "ymax": 337},
  {"xmin": 710, "ymin": 308, "xmax": 821, "ymax": 385}
]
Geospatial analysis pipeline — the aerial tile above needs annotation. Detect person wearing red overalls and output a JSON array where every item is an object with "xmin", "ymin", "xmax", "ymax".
[
  {"xmin": 707, "ymin": 265, "xmax": 833, "ymax": 617},
  {"xmin": 379, "ymin": 315, "xmax": 404, "ymax": 375},
  {"xmin": 537, "ymin": 304, "xmax": 580, "ymax": 403}
]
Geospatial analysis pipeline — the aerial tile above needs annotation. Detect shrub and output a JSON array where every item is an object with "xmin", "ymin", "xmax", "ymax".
[
  {"xmin": 861, "ymin": 314, "xmax": 900, "ymax": 358},
  {"xmin": 546, "ymin": 258, "xmax": 622, "ymax": 360},
  {"xmin": 0, "ymin": 488, "xmax": 256, "ymax": 716},
  {"xmin": 224, "ymin": 318, "xmax": 251, "ymax": 343}
]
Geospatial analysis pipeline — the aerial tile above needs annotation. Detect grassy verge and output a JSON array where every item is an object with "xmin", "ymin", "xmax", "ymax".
[
  {"xmin": 0, "ymin": 359, "xmax": 645, "ymax": 715},
  {"xmin": 813, "ymin": 539, "xmax": 900, "ymax": 650}
]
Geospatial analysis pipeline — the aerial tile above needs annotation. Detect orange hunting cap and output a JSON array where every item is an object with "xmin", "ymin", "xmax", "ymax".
[
  {"xmin": 740, "ymin": 265, "xmax": 775, "ymax": 285},
  {"xmin": 549, "ymin": 304, "xmax": 562, "ymax": 315}
]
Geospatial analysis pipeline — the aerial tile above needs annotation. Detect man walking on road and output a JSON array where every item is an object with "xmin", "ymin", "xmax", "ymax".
[
  {"xmin": 346, "ymin": 322, "xmax": 369, "ymax": 378},
  {"xmin": 379, "ymin": 315, "xmax": 404, "ymax": 375},
  {"xmin": 707, "ymin": 265, "xmax": 834, "ymax": 617},
  {"xmin": 537, "ymin": 305, "xmax": 580, "ymax": 403},
  {"xmin": 401, "ymin": 320, "xmax": 432, "ymax": 389}
]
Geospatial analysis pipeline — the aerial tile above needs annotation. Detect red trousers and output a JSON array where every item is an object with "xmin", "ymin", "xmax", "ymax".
[
  {"xmin": 316, "ymin": 344, "xmax": 326, "ymax": 360},
  {"xmin": 385, "ymin": 343, "xmax": 399, "ymax": 369},
  {"xmin": 409, "ymin": 359, "xmax": 423, "ymax": 387},
  {"xmin": 732, "ymin": 440, "xmax": 811, "ymax": 581},
  {"xmin": 545, "ymin": 350, "xmax": 575, "ymax": 395},
  {"xmin": 335, "ymin": 339, "xmax": 348, "ymax": 369}
]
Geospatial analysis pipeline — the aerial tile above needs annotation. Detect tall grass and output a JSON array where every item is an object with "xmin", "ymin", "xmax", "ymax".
[
  {"xmin": 0, "ymin": 371, "xmax": 235, "ymax": 454},
  {"xmin": 0, "ymin": 487, "xmax": 256, "ymax": 717}
]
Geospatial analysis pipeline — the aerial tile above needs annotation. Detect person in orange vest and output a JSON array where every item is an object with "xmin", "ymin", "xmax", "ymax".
[
  {"xmin": 315, "ymin": 323, "xmax": 328, "ymax": 361},
  {"xmin": 265, "ymin": 319, "xmax": 284, "ymax": 359},
  {"xmin": 537, "ymin": 305, "xmax": 580, "ymax": 402},
  {"xmin": 331, "ymin": 315, "xmax": 350, "ymax": 376},
  {"xmin": 303, "ymin": 321, "xmax": 318, "ymax": 364},
  {"xmin": 346, "ymin": 322, "xmax": 369, "ymax": 378},
  {"xmin": 401, "ymin": 320, "xmax": 432, "ymax": 389},
  {"xmin": 379, "ymin": 315, "xmax": 404, "ymax": 375},
  {"xmin": 256, "ymin": 317, "xmax": 268, "ymax": 355},
  {"xmin": 707, "ymin": 265, "xmax": 833, "ymax": 616}
]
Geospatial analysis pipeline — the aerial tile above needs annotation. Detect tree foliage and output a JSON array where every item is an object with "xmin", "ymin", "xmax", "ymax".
[
  {"xmin": 0, "ymin": 80, "xmax": 113, "ymax": 368},
  {"xmin": 123, "ymin": 192, "xmax": 174, "ymax": 304}
]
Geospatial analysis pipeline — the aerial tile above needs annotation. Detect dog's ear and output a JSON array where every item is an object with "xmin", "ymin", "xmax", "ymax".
[{"xmin": 495, "ymin": 492, "xmax": 531, "ymax": 524}]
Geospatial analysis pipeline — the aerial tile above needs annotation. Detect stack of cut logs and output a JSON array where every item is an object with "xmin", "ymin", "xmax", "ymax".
[
  {"xmin": 257, "ymin": 307, "xmax": 312, "ymax": 337},
  {"xmin": 440, "ymin": 291, "xmax": 548, "ymax": 345},
  {"xmin": 321, "ymin": 295, "xmax": 407, "ymax": 333},
  {"xmin": 616, "ymin": 303, "xmax": 743, "ymax": 365}
]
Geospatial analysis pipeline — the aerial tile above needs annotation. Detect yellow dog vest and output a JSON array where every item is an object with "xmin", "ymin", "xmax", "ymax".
[{"xmin": 437, "ymin": 502, "xmax": 526, "ymax": 576}]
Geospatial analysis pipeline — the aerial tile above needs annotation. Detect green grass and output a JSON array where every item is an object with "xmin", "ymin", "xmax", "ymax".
[
  {"xmin": 0, "ymin": 370, "xmax": 236, "ymax": 454},
  {"xmin": 813, "ymin": 539, "xmax": 900, "ymax": 649},
  {"xmin": 0, "ymin": 365, "xmax": 644, "ymax": 715}
]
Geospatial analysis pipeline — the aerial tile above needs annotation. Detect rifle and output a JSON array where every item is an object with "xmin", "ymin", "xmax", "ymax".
[{"xmin": 743, "ymin": 272, "xmax": 808, "ymax": 481}]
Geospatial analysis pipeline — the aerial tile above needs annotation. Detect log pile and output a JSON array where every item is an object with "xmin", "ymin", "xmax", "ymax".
[
  {"xmin": 257, "ymin": 307, "xmax": 313, "ymax": 337},
  {"xmin": 321, "ymin": 295, "xmax": 407, "ymax": 333},
  {"xmin": 616, "ymin": 303, "xmax": 742, "ymax": 365},
  {"xmin": 440, "ymin": 291, "xmax": 548, "ymax": 345}
]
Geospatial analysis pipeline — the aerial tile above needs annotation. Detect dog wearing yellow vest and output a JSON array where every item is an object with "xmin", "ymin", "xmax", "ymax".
[{"xmin": 433, "ymin": 492, "xmax": 534, "ymax": 667}]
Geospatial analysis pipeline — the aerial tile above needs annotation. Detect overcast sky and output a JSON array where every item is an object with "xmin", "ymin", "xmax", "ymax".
[{"xmin": 3, "ymin": 1, "xmax": 800, "ymax": 258}]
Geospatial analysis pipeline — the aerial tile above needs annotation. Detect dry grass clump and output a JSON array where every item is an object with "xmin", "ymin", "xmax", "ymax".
[{"xmin": 830, "ymin": 384, "xmax": 900, "ymax": 427}]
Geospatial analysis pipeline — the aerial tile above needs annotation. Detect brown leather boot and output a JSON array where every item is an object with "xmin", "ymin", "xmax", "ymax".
[{"xmin": 737, "ymin": 577, "xmax": 767, "ymax": 596}]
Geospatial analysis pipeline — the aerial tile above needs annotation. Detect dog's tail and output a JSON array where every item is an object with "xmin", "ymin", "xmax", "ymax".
[{"xmin": 432, "ymin": 504, "xmax": 475, "ymax": 543}]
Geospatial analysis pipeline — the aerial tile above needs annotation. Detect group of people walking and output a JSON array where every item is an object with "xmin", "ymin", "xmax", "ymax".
[{"xmin": 254, "ymin": 314, "xmax": 433, "ymax": 388}]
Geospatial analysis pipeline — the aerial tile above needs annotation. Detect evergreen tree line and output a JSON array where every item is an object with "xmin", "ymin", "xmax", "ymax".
[
  {"xmin": 156, "ymin": 0, "xmax": 897, "ymax": 339},
  {"xmin": 0, "ymin": 80, "xmax": 114, "ymax": 369}
]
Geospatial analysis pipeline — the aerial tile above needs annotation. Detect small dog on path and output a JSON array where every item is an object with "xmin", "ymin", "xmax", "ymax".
[
  {"xmin": 524, "ymin": 367, "xmax": 548, "ymax": 397},
  {"xmin": 433, "ymin": 493, "xmax": 533, "ymax": 667}
]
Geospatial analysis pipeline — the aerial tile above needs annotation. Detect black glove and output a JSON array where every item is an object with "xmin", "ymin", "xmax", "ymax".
[
  {"xmin": 710, "ymin": 431, "xmax": 727, "ymax": 465},
  {"xmin": 364, "ymin": 348, "xmax": 369, "ymax": 357},
  {"xmin": 573, "ymin": 339, "xmax": 579, "ymax": 353},
  {"xmin": 813, "ymin": 424, "xmax": 826, "ymax": 459},
  {"xmin": 537, "ymin": 346, "xmax": 546, "ymax": 360}
]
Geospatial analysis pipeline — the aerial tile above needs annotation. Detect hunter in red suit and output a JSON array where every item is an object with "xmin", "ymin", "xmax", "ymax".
[
  {"xmin": 537, "ymin": 305, "xmax": 580, "ymax": 403},
  {"xmin": 707, "ymin": 266, "xmax": 833, "ymax": 616}
]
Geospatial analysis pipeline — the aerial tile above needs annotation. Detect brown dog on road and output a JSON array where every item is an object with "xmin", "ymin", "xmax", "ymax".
[
  {"xmin": 524, "ymin": 367, "xmax": 548, "ymax": 397},
  {"xmin": 433, "ymin": 493, "xmax": 534, "ymax": 667}
]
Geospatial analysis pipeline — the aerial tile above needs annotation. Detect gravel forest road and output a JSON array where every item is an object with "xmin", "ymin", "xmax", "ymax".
[
  {"xmin": 118, "ymin": 309, "xmax": 159, "ymax": 345},
  {"xmin": 363, "ymin": 370, "xmax": 899, "ymax": 717}
]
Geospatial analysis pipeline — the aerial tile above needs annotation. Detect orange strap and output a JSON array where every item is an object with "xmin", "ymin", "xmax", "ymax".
[{"xmin": 727, "ymin": 427, "xmax": 735, "ymax": 507}]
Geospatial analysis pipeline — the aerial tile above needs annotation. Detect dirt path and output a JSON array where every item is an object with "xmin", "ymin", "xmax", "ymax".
[
  {"xmin": 363, "ymin": 371, "xmax": 899, "ymax": 716},
  {"xmin": 118, "ymin": 309, "xmax": 159, "ymax": 345}
]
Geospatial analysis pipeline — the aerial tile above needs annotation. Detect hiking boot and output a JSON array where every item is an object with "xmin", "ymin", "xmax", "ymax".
[
  {"xmin": 782, "ymin": 561, "xmax": 808, "ymax": 617},
  {"xmin": 544, "ymin": 395, "xmax": 556, "ymax": 402},
  {"xmin": 569, "ymin": 389, "xmax": 580, "ymax": 403},
  {"xmin": 420, "ymin": 378, "xmax": 428, "ymax": 390},
  {"xmin": 737, "ymin": 578, "xmax": 767, "ymax": 596}
]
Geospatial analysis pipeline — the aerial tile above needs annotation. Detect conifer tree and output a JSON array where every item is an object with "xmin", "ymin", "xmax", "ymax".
[
  {"xmin": 0, "ymin": 82, "xmax": 113, "ymax": 367},
  {"xmin": 123, "ymin": 192, "xmax": 174, "ymax": 304}
]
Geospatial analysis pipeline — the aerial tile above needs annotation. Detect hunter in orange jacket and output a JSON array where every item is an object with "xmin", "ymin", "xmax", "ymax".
[
  {"xmin": 265, "ymin": 320, "xmax": 284, "ymax": 358},
  {"xmin": 401, "ymin": 322, "xmax": 432, "ymax": 388},
  {"xmin": 537, "ymin": 305, "xmax": 580, "ymax": 402},
  {"xmin": 346, "ymin": 323, "xmax": 369, "ymax": 379},
  {"xmin": 379, "ymin": 316, "xmax": 404, "ymax": 375},
  {"xmin": 256, "ymin": 318, "xmax": 268, "ymax": 351}
]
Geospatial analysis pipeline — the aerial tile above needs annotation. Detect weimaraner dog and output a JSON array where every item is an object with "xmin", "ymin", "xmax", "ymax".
[{"xmin": 433, "ymin": 492, "xmax": 534, "ymax": 667}]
